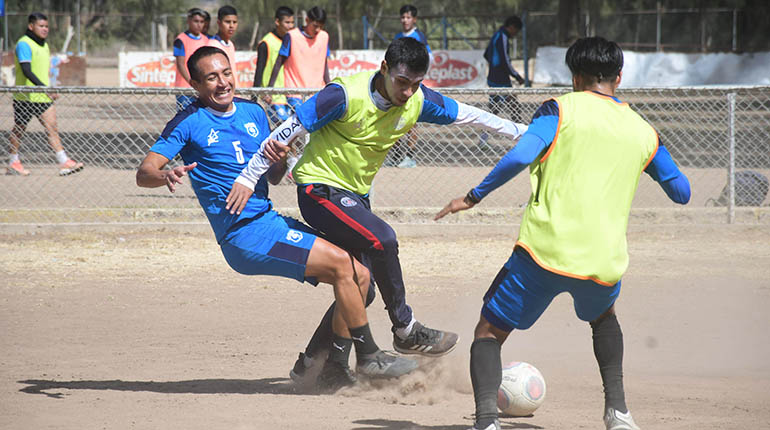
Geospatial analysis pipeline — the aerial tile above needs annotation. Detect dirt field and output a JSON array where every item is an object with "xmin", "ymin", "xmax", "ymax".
[{"xmin": 1, "ymin": 223, "xmax": 768, "ymax": 429}]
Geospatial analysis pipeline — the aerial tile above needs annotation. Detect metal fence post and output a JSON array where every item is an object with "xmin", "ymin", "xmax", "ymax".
[
  {"xmin": 523, "ymin": 10, "xmax": 529, "ymax": 87},
  {"xmin": 728, "ymin": 92, "xmax": 736, "ymax": 224},
  {"xmin": 442, "ymin": 16, "xmax": 448, "ymax": 49},
  {"xmin": 656, "ymin": 1, "xmax": 662, "ymax": 52},
  {"xmin": 362, "ymin": 16, "xmax": 368, "ymax": 49}
]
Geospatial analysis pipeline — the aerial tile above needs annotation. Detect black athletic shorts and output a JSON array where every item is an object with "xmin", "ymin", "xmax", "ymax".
[{"xmin": 13, "ymin": 100, "xmax": 53, "ymax": 127}]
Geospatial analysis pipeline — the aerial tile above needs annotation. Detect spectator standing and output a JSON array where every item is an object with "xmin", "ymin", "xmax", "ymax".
[
  {"xmin": 207, "ymin": 5, "xmax": 239, "ymax": 85},
  {"xmin": 8, "ymin": 12, "xmax": 84, "ymax": 176}
]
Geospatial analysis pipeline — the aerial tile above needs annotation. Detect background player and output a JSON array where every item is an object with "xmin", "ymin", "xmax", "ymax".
[
  {"xmin": 482, "ymin": 15, "xmax": 525, "ymax": 128},
  {"xmin": 435, "ymin": 36, "xmax": 692, "ymax": 430},
  {"xmin": 207, "ymin": 5, "xmax": 239, "ymax": 85},
  {"xmin": 136, "ymin": 46, "xmax": 417, "ymax": 390},
  {"xmin": 8, "ymin": 12, "xmax": 84, "ymax": 177},
  {"xmin": 253, "ymin": 6, "xmax": 295, "ymax": 125},
  {"xmin": 173, "ymin": 8, "xmax": 209, "ymax": 110},
  {"xmin": 230, "ymin": 38, "xmax": 528, "ymax": 380}
]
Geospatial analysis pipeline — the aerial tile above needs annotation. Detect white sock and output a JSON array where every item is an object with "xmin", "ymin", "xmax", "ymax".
[
  {"xmin": 395, "ymin": 316, "xmax": 417, "ymax": 340},
  {"xmin": 9, "ymin": 153, "xmax": 19, "ymax": 164},
  {"xmin": 55, "ymin": 150, "xmax": 68, "ymax": 164}
]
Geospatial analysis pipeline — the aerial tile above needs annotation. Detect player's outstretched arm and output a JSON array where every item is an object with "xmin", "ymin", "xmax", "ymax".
[
  {"xmin": 136, "ymin": 152, "xmax": 197, "ymax": 193},
  {"xmin": 434, "ymin": 193, "xmax": 477, "ymax": 221}
]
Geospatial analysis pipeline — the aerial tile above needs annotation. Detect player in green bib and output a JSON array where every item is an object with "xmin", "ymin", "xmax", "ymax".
[
  {"xmin": 436, "ymin": 37, "xmax": 691, "ymax": 430},
  {"xmin": 252, "ymin": 6, "xmax": 294, "ymax": 125},
  {"xmin": 8, "ymin": 12, "xmax": 84, "ymax": 177},
  {"xmin": 230, "ymin": 38, "xmax": 527, "ymax": 385}
]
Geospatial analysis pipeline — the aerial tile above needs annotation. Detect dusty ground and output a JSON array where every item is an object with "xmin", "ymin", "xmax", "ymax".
[{"xmin": 1, "ymin": 223, "xmax": 769, "ymax": 429}]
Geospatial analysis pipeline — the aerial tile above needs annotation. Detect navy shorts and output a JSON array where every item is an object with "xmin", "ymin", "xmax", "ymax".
[
  {"xmin": 220, "ymin": 211, "xmax": 318, "ymax": 283},
  {"xmin": 482, "ymin": 246, "xmax": 621, "ymax": 332},
  {"xmin": 13, "ymin": 100, "xmax": 53, "ymax": 127}
]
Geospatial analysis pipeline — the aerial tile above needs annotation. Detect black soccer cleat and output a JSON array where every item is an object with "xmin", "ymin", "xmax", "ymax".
[
  {"xmin": 393, "ymin": 321, "xmax": 459, "ymax": 357},
  {"xmin": 316, "ymin": 360, "xmax": 356, "ymax": 392}
]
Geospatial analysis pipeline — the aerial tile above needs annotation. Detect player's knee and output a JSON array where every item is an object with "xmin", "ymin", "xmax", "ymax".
[{"xmin": 374, "ymin": 229, "xmax": 399, "ymax": 252}]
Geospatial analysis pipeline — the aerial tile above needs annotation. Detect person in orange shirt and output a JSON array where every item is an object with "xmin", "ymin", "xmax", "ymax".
[
  {"xmin": 266, "ymin": 6, "xmax": 330, "ymax": 111},
  {"xmin": 207, "ymin": 5, "xmax": 239, "ymax": 86},
  {"xmin": 173, "ymin": 8, "xmax": 209, "ymax": 110}
]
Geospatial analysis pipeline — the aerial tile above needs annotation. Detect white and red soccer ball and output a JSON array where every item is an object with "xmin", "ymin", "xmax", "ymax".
[{"xmin": 497, "ymin": 361, "xmax": 547, "ymax": 416}]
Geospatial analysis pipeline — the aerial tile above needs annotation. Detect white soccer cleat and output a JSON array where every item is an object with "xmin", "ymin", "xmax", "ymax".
[{"xmin": 604, "ymin": 407, "xmax": 641, "ymax": 430}]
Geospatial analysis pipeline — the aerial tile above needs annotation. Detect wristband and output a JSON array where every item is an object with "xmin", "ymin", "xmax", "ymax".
[{"xmin": 465, "ymin": 190, "xmax": 481, "ymax": 205}]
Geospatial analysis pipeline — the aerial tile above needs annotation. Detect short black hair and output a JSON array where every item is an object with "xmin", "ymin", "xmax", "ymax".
[
  {"xmin": 187, "ymin": 8, "xmax": 207, "ymax": 19},
  {"xmin": 565, "ymin": 36, "xmax": 624, "ymax": 83},
  {"xmin": 218, "ymin": 5, "xmax": 237, "ymax": 20},
  {"xmin": 307, "ymin": 6, "xmax": 326, "ymax": 24},
  {"xmin": 28, "ymin": 12, "xmax": 48, "ymax": 24},
  {"xmin": 187, "ymin": 46, "xmax": 229, "ymax": 82},
  {"xmin": 504, "ymin": 16, "xmax": 522, "ymax": 30},
  {"xmin": 385, "ymin": 37, "xmax": 430, "ymax": 75},
  {"xmin": 276, "ymin": 6, "xmax": 294, "ymax": 20},
  {"xmin": 400, "ymin": 5, "xmax": 418, "ymax": 17}
]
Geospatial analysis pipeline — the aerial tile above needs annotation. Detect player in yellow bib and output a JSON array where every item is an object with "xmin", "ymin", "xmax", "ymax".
[
  {"xmin": 229, "ymin": 38, "xmax": 527, "ymax": 386},
  {"xmin": 8, "ymin": 12, "xmax": 84, "ymax": 177},
  {"xmin": 436, "ymin": 37, "xmax": 691, "ymax": 430},
  {"xmin": 252, "ymin": 6, "xmax": 294, "ymax": 124}
]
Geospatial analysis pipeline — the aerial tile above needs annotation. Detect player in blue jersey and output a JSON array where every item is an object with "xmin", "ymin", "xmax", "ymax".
[
  {"xmin": 229, "ymin": 38, "xmax": 529, "ymax": 382},
  {"xmin": 482, "ymin": 16, "xmax": 525, "ymax": 128},
  {"xmin": 136, "ymin": 46, "xmax": 418, "ymax": 391},
  {"xmin": 436, "ymin": 37, "xmax": 691, "ymax": 430}
]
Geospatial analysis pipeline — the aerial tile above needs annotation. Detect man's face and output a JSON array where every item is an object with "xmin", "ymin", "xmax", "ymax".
[
  {"xmin": 28, "ymin": 19, "xmax": 49, "ymax": 39},
  {"xmin": 276, "ymin": 15, "xmax": 295, "ymax": 36},
  {"xmin": 188, "ymin": 15, "xmax": 206, "ymax": 35},
  {"xmin": 400, "ymin": 12, "xmax": 416, "ymax": 32},
  {"xmin": 218, "ymin": 14, "xmax": 238, "ymax": 40},
  {"xmin": 380, "ymin": 61, "xmax": 424, "ymax": 106},
  {"xmin": 190, "ymin": 53, "xmax": 234, "ymax": 112},
  {"xmin": 304, "ymin": 18, "xmax": 324, "ymax": 38},
  {"xmin": 506, "ymin": 25, "xmax": 520, "ymax": 37}
]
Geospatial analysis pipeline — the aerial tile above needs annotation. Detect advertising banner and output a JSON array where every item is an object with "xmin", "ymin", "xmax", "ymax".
[{"xmin": 120, "ymin": 50, "xmax": 489, "ymax": 88}]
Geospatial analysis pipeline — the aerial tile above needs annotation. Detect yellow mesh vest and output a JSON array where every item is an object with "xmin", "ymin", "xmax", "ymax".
[
  {"xmin": 14, "ymin": 35, "xmax": 51, "ymax": 103},
  {"xmin": 292, "ymin": 71, "xmax": 423, "ymax": 195},
  {"xmin": 259, "ymin": 32, "xmax": 287, "ymax": 105},
  {"xmin": 516, "ymin": 91, "xmax": 658, "ymax": 285}
]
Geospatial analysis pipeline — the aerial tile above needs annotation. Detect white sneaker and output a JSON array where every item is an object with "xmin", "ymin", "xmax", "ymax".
[
  {"xmin": 469, "ymin": 419, "xmax": 500, "ymax": 430},
  {"xmin": 604, "ymin": 407, "xmax": 640, "ymax": 430}
]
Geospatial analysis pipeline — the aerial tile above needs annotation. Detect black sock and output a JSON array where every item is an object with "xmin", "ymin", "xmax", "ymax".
[
  {"xmin": 328, "ymin": 334, "xmax": 353, "ymax": 367},
  {"xmin": 350, "ymin": 323, "xmax": 379, "ymax": 357},
  {"xmin": 304, "ymin": 302, "xmax": 336, "ymax": 358},
  {"xmin": 470, "ymin": 338, "xmax": 501, "ymax": 428},
  {"xmin": 591, "ymin": 313, "xmax": 627, "ymax": 413}
]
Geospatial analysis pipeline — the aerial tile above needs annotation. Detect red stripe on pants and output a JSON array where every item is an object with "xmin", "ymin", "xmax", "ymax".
[{"xmin": 304, "ymin": 184, "xmax": 384, "ymax": 251}]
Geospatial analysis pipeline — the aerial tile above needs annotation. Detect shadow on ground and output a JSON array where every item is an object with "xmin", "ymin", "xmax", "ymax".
[{"xmin": 351, "ymin": 418, "xmax": 543, "ymax": 429}]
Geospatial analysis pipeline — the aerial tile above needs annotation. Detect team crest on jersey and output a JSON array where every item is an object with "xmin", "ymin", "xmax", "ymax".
[
  {"xmin": 207, "ymin": 128, "xmax": 219, "ymax": 146},
  {"xmin": 244, "ymin": 122, "xmax": 259, "ymax": 138},
  {"xmin": 340, "ymin": 197, "xmax": 357, "ymax": 207},
  {"xmin": 286, "ymin": 229, "xmax": 303, "ymax": 243}
]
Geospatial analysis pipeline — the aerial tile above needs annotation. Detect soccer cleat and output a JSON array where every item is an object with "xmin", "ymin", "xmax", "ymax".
[
  {"xmin": 397, "ymin": 156, "xmax": 417, "ymax": 168},
  {"xmin": 469, "ymin": 419, "xmax": 500, "ymax": 430},
  {"xmin": 604, "ymin": 407, "xmax": 641, "ymax": 430},
  {"xmin": 356, "ymin": 350, "xmax": 418, "ymax": 379},
  {"xmin": 58, "ymin": 159, "xmax": 84, "ymax": 176},
  {"xmin": 393, "ymin": 321, "xmax": 459, "ymax": 357},
  {"xmin": 289, "ymin": 352, "xmax": 315, "ymax": 382},
  {"xmin": 316, "ymin": 360, "xmax": 356, "ymax": 392},
  {"xmin": 6, "ymin": 160, "xmax": 30, "ymax": 176}
]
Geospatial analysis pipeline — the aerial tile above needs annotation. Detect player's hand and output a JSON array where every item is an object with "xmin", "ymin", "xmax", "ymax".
[
  {"xmin": 262, "ymin": 138, "xmax": 290, "ymax": 163},
  {"xmin": 49, "ymin": 93, "xmax": 60, "ymax": 101},
  {"xmin": 434, "ymin": 196, "xmax": 476, "ymax": 221},
  {"xmin": 515, "ymin": 75, "xmax": 525, "ymax": 86},
  {"xmin": 226, "ymin": 182, "xmax": 254, "ymax": 215},
  {"xmin": 164, "ymin": 162, "xmax": 197, "ymax": 193}
]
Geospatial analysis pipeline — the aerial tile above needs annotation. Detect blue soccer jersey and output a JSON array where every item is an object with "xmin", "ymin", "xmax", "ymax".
[{"xmin": 150, "ymin": 97, "xmax": 273, "ymax": 242}]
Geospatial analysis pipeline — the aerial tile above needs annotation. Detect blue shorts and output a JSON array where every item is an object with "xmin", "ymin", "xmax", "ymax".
[
  {"xmin": 267, "ymin": 103, "xmax": 291, "ymax": 125},
  {"xmin": 220, "ymin": 211, "xmax": 318, "ymax": 283},
  {"xmin": 482, "ymin": 247, "xmax": 621, "ymax": 332}
]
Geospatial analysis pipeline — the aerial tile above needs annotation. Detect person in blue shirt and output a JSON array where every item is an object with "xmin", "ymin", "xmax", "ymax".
[
  {"xmin": 392, "ymin": 4, "xmax": 432, "ymax": 168},
  {"xmin": 136, "ymin": 46, "xmax": 418, "ymax": 391},
  {"xmin": 483, "ymin": 15, "xmax": 525, "ymax": 126},
  {"xmin": 436, "ymin": 37, "xmax": 691, "ymax": 430},
  {"xmin": 229, "ymin": 38, "xmax": 528, "ymax": 385}
]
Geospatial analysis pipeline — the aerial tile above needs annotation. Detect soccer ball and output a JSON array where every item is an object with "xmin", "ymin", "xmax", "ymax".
[{"xmin": 497, "ymin": 361, "xmax": 546, "ymax": 416}]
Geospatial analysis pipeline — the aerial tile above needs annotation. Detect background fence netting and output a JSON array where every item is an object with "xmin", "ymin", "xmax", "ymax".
[{"xmin": 1, "ymin": 86, "xmax": 768, "ymax": 224}]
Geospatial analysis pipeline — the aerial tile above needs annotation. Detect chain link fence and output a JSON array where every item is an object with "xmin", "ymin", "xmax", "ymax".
[{"xmin": 1, "ymin": 86, "xmax": 768, "ymax": 225}]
